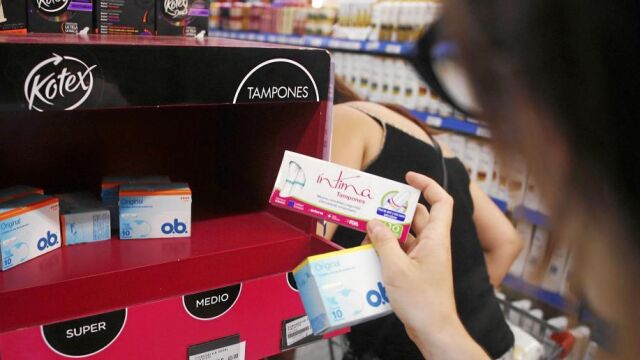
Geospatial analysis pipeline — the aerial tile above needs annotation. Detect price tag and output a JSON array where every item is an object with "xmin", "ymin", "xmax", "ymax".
[
  {"xmin": 309, "ymin": 38, "xmax": 324, "ymax": 47},
  {"xmin": 425, "ymin": 115, "xmax": 443, "ymax": 127},
  {"xmin": 188, "ymin": 335, "xmax": 245, "ymax": 360},
  {"xmin": 476, "ymin": 127, "xmax": 492, "ymax": 138},
  {"xmin": 385, "ymin": 43, "xmax": 402, "ymax": 54},
  {"xmin": 280, "ymin": 316, "xmax": 322, "ymax": 350},
  {"xmin": 328, "ymin": 39, "xmax": 341, "ymax": 49},
  {"xmin": 365, "ymin": 41, "xmax": 380, "ymax": 51}
]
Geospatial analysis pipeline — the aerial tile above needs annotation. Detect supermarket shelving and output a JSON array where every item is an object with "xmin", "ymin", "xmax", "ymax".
[
  {"xmin": 411, "ymin": 110, "xmax": 491, "ymax": 138},
  {"xmin": 491, "ymin": 198, "xmax": 509, "ymax": 213},
  {"xmin": 210, "ymin": 29, "xmax": 415, "ymax": 56},
  {"xmin": 502, "ymin": 274, "xmax": 580, "ymax": 315},
  {"xmin": 513, "ymin": 206, "xmax": 552, "ymax": 228}
]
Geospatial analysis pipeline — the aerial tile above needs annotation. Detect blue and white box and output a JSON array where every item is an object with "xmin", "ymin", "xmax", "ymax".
[
  {"xmin": 0, "ymin": 185, "xmax": 44, "ymax": 203},
  {"xmin": 58, "ymin": 192, "xmax": 111, "ymax": 246},
  {"xmin": 101, "ymin": 176, "xmax": 171, "ymax": 229},
  {"xmin": 293, "ymin": 244, "xmax": 392, "ymax": 334},
  {"xmin": 119, "ymin": 183, "xmax": 192, "ymax": 239},
  {"xmin": 0, "ymin": 194, "xmax": 61, "ymax": 271}
]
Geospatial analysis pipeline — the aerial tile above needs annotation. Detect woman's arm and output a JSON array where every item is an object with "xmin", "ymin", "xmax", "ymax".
[
  {"xmin": 320, "ymin": 104, "xmax": 383, "ymax": 240},
  {"xmin": 469, "ymin": 181, "xmax": 524, "ymax": 286}
]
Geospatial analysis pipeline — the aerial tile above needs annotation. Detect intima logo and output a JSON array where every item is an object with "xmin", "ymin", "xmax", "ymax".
[
  {"xmin": 366, "ymin": 282, "xmax": 389, "ymax": 307},
  {"xmin": 24, "ymin": 53, "xmax": 97, "ymax": 112},
  {"xmin": 316, "ymin": 171, "xmax": 374, "ymax": 199},
  {"xmin": 37, "ymin": 231, "xmax": 58, "ymax": 251},
  {"xmin": 161, "ymin": 219, "xmax": 187, "ymax": 234}
]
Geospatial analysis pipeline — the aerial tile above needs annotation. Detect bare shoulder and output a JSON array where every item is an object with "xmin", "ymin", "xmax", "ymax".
[
  {"xmin": 437, "ymin": 139, "xmax": 457, "ymax": 158},
  {"xmin": 345, "ymin": 101, "xmax": 433, "ymax": 144},
  {"xmin": 333, "ymin": 103, "xmax": 382, "ymax": 136}
]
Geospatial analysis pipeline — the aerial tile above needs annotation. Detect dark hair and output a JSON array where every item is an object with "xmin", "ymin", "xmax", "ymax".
[
  {"xmin": 449, "ymin": 1, "xmax": 640, "ymax": 355},
  {"xmin": 451, "ymin": 0, "xmax": 640, "ymax": 232},
  {"xmin": 333, "ymin": 76, "xmax": 363, "ymax": 104}
]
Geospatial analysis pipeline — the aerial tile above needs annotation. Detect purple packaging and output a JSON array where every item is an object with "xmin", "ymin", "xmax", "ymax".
[
  {"xmin": 27, "ymin": 0, "xmax": 93, "ymax": 34},
  {"xmin": 156, "ymin": 0, "xmax": 208, "ymax": 36}
]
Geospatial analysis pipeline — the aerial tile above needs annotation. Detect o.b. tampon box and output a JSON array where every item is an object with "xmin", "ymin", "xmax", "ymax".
[
  {"xmin": 57, "ymin": 192, "xmax": 111, "ymax": 246},
  {"xmin": 101, "ymin": 176, "xmax": 171, "ymax": 230},
  {"xmin": 293, "ymin": 244, "xmax": 392, "ymax": 334},
  {"xmin": 0, "ymin": 194, "xmax": 61, "ymax": 271},
  {"xmin": 270, "ymin": 151, "xmax": 420, "ymax": 241},
  {"xmin": 119, "ymin": 183, "xmax": 192, "ymax": 239}
]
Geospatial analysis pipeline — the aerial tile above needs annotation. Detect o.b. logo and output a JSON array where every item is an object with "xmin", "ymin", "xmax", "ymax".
[
  {"xmin": 24, "ymin": 53, "xmax": 97, "ymax": 112},
  {"xmin": 35, "ymin": 0, "xmax": 69, "ymax": 14},
  {"xmin": 366, "ymin": 282, "xmax": 389, "ymax": 307},
  {"xmin": 37, "ymin": 231, "xmax": 58, "ymax": 251},
  {"xmin": 161, "ymin": 219, "xmax": 187, "ymax": 234}
]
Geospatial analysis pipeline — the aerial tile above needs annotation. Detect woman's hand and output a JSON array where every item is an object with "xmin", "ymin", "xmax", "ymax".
[{"xmin": 366, "ymin": 171, "xmax": 489, "ymax": 359}]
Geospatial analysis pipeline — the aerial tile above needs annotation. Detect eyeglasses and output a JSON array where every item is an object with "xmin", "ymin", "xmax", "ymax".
[{"xmin": 409, "ymin": 21, "xmax": 481, "ymax": 117}]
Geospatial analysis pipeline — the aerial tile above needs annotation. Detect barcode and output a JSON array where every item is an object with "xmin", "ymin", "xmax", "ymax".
[{"xmin": 287, "ymin": 326, "xmax": 310, "ymax": 339}]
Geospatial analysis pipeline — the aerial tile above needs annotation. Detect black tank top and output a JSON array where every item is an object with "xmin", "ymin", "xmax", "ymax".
[{"xmin": 332, "ymin": 110, "xmax": 514, "ymax": 359}]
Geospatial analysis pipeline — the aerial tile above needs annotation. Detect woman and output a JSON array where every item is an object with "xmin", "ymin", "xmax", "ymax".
[
  {"xmin": 327, "ymin": 79, "xmax": 523, "ymax": 359},
  {"xmin": 367, "ymin": 0, "xmax": 640, "ymax": 359}
]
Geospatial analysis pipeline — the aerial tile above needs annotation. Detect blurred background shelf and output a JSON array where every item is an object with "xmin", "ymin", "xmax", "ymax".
[{"xmin": 209, "ymin": 30, "xmax": 415, "ymax": 56}]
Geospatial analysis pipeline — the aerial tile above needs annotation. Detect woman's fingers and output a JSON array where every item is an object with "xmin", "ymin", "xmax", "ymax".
[
  {"xmin": 405, "ymin": 172, "xmax": 455, "ymax": 260},
  {"xmin": 406, "ymin": 172, "xmax": 454, "ymax": 238},
  {"xmin": 367, "ymin": 220, "xmax": 408, "ymax": 271},
  {"xmin": 411, "ymin": 203, "xmax": 430, "ymax": 235},
  {"xmin": 402, "ymin": 233, "xmax": 418, "ymax": 253}
]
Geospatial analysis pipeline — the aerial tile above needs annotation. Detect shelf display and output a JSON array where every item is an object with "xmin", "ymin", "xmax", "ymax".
[
  {"xmin": 0, "ymin": 33, "xmax": 336, "ymax": 359},
  {"xmin": 27, "ymin": 0, "xmax": 93, "ymax": 34}
]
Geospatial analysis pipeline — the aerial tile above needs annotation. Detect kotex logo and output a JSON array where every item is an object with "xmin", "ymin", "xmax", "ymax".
[
  {"xmin": 35, "ymin": 0, "xmax": 69, "ymax": 14},
  {"xmin": 37, "ymin": 230, "xmax": 59, "ymax": 251},
  {"xmin": 164, "ymin": 0, "xmax": 189, "ymax": 18},
  {"xmin": 366, "ymin": 282, "xmax": 389, "ymax": 307},
  {"xmin": 24, "ymin": 53, "xmax": 97, "ymax": 112},
  {"xmin": 161, "ymin": 218, "xmax": 188, "ymax": 235}
]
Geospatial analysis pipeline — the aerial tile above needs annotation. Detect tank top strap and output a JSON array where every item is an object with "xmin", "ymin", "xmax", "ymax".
[{"xmin": 347, "ymin": 104, "xmax": 448, "ymax": 190}]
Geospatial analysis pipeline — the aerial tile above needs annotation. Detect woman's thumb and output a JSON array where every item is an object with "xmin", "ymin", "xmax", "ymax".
[{"xmin": 367, "ymin": 220, "xmax": 407, "ymax": 270}]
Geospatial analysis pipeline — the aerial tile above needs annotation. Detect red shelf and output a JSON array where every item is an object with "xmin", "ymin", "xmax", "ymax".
[
  {"xmin": 0, "ymin": 33, "xmax": 300, "ymax": 49},
  {"xmin": 0, "ymin": 211, "xmax": 333, "ymax": 333}
]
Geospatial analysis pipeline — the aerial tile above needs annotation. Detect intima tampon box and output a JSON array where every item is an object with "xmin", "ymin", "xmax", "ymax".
[
  {"xmin": 0, "ymin": 194, "xmax": 60, "ymax": 271},
  {"xmin": 293, "ymin": 244, "xmax": 392, "ymax": 334},
  {"xmin": 57, "ymin": 192, "xmax": 111, "ymax": 246},
  {"xmin": 0, "ymin": 185, "xmax": 44, "ymax": 203},
  {"xmin": 101, "ymin": 176, "xmax": 171, "ymax": 230},
  {"xmin": 270, "ymin": 151, "xmax": 420, "ymax": 241},
  {"xmin": 119, "ymin": 182, "xmax": 191, "ymax": 239}
]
